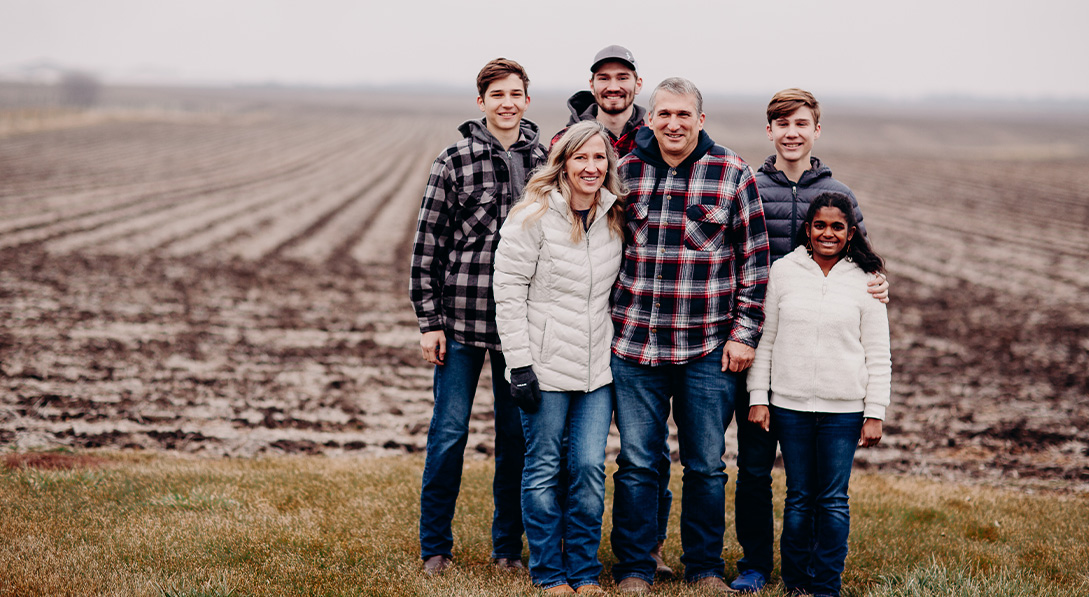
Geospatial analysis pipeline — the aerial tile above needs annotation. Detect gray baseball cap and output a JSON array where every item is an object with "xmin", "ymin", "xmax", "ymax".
[{"xmin": 591, "ymin": 45, "xmax": 638, "ymax": 73}]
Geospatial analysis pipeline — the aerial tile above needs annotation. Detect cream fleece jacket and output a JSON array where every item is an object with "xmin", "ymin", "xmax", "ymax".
[{"xmin": 747, "ymin": 246, "xmax": 891, "ymax": 419}]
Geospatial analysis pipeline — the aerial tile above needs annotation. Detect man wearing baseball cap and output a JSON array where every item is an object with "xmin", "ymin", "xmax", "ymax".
[
  {"xmin": 551, "ymin": 45, "xmax": 646, "ymax": 158},
  {"xmin": 553, "ymin": 46, "xmax": 677, "ymax": 581}
]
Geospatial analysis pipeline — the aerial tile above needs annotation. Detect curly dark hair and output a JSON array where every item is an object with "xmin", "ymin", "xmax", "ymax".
[{"xmin": 795, "ymin": 192, "xmax": 885, "ymax": 274}]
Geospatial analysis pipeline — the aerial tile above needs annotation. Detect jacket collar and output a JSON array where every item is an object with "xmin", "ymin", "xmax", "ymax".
[
  {"xmin": 631, "ymin": 126, "xmax": 715, "ymax": 170},
  {"xmin": 459, "ymin": 117, "xmax": 542, "ymax": 159},
  {"xmin": 548, "ymin": 188, "xmax": 618, "ymax": 221},
  {"xmin": 758, "ymin": 155, "xmax": 832, "ymax": 185},
  {"xmin": 564, "ymin": 90, "xmax": 647, "ymax": 140}
]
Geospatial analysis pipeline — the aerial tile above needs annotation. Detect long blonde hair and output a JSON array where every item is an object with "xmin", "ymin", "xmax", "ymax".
[{"xmin": 511, "ymin": 120, "xmax": 627, "ymax": 243}]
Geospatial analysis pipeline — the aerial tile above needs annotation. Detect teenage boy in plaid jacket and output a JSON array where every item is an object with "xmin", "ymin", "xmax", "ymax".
[
  {"xmin": 409, "ymin": 57, "xmax": 547, "ymax": 576},
  {"xmin": 609, "ymin": 77, "xmax": 769, "ymax": 594}
]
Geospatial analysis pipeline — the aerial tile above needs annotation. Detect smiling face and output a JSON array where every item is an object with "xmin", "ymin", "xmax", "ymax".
[
  {"xmin": 767, "ymin": 105, "xmax": 821, "ymax": 168},
  {"xmin": 590, "ymin": 61, "xmax": 642, "ymax": 116},
  {"xmin": 476, "ymin": 73, "xmax": 529, "ymax": 137},
  {"xmin": 564, "ymin": 134, "xmax": 608, "ymax": 208},
  {"xmin": 648, "ymin": 90, "xmax": 705, "ymax": 166},
  {"xmin": 806, "ymin": 206, "xmax": 855, "ymax": 266}
]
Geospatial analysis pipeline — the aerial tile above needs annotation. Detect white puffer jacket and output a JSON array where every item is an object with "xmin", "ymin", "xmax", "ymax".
[{"xmin": 494, "ymin": 189, "xmax": 623, "ymax": 392}]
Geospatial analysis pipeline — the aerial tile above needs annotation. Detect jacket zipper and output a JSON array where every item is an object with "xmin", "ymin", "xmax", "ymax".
[
  {"xmin": 585, "ymin": 214, "xmax": 595, "ymax": 393},
  {"xmin": 790, "ymin": 183, "xmax": 799, "ymax": 247}
]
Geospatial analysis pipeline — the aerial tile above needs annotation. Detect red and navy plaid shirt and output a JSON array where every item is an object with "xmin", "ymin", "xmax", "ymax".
[{"xmin": 611, "ymin": 130, "xmax": 769, "ymax": 366}]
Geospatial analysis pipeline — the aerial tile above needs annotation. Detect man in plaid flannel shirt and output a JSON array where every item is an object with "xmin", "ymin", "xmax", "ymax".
[
  {"xmin": 609, "ymin": 78, "xmax": 769, "ymax": 594},
  {"xmin": 551, "ymin": 45, "xmax": 646, "ymax": 158},
  {"xmin": 409, "ymin": 58, "xmax": 547, "ymax": 576}
]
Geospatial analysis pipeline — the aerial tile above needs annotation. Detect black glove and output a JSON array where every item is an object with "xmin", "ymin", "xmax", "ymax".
[{"xmin": 509, "ymin": 366, "xmax": 542, "ymax": 414}]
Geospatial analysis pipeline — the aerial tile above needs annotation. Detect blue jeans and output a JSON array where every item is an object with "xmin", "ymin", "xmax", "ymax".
[
  {"xmin": 773, "ymin": 406, "xmax": 863, "ymax": 597},
  {"xmin": 734, "ymin": 385, "xmax": 776, "ymax": 578},
  {"xmin": 419, "ymin": 338, "xmax": 525, "ymax": 561},
  {"xmin": 656, "ymin": 432, "xmax": 673, "ymax": 544},
  {"xmin": 521, "ymin": 386, "xmax": 613, "ymax": 589},
  {"xmin": 611, "ymin": 347, "xmax": 739, "ymax": 583}
]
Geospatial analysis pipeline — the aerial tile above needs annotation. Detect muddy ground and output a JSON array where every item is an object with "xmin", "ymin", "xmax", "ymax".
[{"xmin": 1, "ymin": 86, "xmax": 1087, "ymax": 493}]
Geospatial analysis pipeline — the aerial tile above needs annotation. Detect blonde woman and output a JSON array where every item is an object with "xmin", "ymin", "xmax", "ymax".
[{"xmin": 494, "ymin": 120, "xmax": 626, "ymax": 594}]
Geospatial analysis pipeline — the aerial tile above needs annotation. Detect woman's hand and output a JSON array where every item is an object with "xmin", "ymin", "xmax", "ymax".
[
  {"xmin": 860, "ymin": 418, "xmax": 883, "ymax": 447},
  {"xmin": 748, "ymin": 405, "xmax": 770, "ymax": 432}
]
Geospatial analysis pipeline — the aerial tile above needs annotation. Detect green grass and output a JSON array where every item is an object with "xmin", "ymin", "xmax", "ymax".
[{"xmin": 1, "ymin": 451, "xmax": 1086, "ymax": 596}]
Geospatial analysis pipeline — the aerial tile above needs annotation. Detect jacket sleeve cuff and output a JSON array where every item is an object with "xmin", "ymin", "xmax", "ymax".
[
  {"xmin": 502, "ymin": 348, "xmax": 534, "ymax": 371},
  {"xmin": 749, "ymin": 390, "xmax": 770, "ymax": 407},
  {"xmin": 418, "ymin": 317, "xmax": 444, "ymax": 334},
  {"xmin": 864, "ymin": 404, "xmax": 886, "ymax": 420}
]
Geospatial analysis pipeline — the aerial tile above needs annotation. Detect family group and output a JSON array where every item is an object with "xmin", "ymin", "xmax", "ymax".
[{"xmin": 409, "ymin": 46, "xmax": 892, "ymax": 596}]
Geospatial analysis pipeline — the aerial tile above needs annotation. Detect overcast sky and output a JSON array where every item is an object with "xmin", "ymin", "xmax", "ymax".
[{"xmin": 2, "ymin": 0, "xmax": 1087, "ymax": 101}]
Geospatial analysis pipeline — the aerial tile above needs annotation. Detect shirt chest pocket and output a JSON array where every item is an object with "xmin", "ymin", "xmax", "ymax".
[
  {"xmin": 626, "ymin": 200, "xmax": 650, "ymax": 246},
  {"xmin": 684, "ymin": 203, "xmax": 729, "ymax": 251},
  {"xmin": 457, "ymin": 183, "xmax": 500, "ymax": 243}
]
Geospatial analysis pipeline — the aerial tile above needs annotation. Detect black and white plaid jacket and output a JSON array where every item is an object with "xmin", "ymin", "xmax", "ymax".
[{"xmin": 410, "ymin": 118, "xmax": 547, "ymax": 350}]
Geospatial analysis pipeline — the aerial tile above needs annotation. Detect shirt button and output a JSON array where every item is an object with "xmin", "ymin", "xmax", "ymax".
[
  {"xmin": 671, "ymin": 170, "xmax": 677, "ymax": 175},
  {"xmin": 651, "ymin": 328, "xmax": 657, "ymax": 333},
  {"xmin": 657, "ymin": 275, "xmax": 662, "ymax": 279},
  {"xmin": 655, "ymin": 303, "xmax": 661, "ymax": 308},
  {"xmin": 666, "ymin": 195, "xmax": 671, "ymax": 200},
  {"xmin": 660, "ymin": 249, "xmax": 665, "ymax": 254}
]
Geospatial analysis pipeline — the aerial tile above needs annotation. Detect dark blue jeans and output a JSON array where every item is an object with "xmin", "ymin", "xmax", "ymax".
[
  {"xmin": 419, "ymin": 338, "xmax": 525, "ymax": 561},
  {"xmin": 773, "ymin": 406, "xmax": 863, "ymax": 597},
  {"xmin": 611, "ymin": 348, "xmax": 739, "ymax": 583},
  {"xmin": 521, "ymin": 386, "xmax": 613, "ymax": 589},
  {"xmin": 656, "ymin": 432, "xmax": 673, "ymax": 544},
  {"xmin": 734, "ymin": 385, "xmax": 776, "ymax": 579}
]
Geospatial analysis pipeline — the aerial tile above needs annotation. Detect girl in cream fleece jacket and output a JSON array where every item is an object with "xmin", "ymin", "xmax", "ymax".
[{"xmin": 745, "ymin": 192, "xmax": 890, "ymax": 597}]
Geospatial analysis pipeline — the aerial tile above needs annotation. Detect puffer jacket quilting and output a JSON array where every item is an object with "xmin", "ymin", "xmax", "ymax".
[
  {"xmin": 756, "ymin": 155, "xmax": 866, "ymax": 261},
  {"xmin": 494, "ymin": 189, "xmax": 623, "ymax": 392}
]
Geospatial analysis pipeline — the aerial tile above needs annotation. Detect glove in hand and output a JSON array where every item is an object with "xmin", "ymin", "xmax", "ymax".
[{"xmin": 509, "ymin": 366, "xmax": 541, "ymax": 414}]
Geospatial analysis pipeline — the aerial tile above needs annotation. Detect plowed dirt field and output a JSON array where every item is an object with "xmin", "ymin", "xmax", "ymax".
[{"xmin": 2, "ymin": 86, "xmax": 1087, "ymax": 491}]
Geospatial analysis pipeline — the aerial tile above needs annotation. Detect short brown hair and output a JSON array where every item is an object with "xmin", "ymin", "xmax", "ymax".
[
  {"xmin": 766, "ymin": 88, "xmax": 821, "ymax": 124},
  {"xmin": 476, "ymin": 58, "xmax": 530, "ymax": 97}
]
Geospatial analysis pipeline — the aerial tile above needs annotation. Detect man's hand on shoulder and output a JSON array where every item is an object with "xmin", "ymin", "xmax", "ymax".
[
  {"xmin": 420, "ymin": 330, "xmax": 447, "ymax": 365},
  {"xmin": 722, "ymin": 340, "xmax": 755, "ymax": 372},
  {"xmin": 868, "ymin": 273, "xmax": 889, "ymax": 303}
]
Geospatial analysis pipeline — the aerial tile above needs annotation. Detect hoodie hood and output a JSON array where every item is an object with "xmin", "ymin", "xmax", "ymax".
[
  {"xmin": 631, "ymin": 126, "xmax": 715, "ymax": 170},
  {"xmin": 758, "ymin": 155, "xmax": 833, "ymax": 186},
  {"xmin": 459, "ymin": 117, "xmax": 542, "ymax": 151},
  {"xmin": 564, "ymin": 90, "xmax": 647, "ymax": 140},
  {"xmin": 458, "ymin": 117, "xmax": 542, "ymax": 202}
]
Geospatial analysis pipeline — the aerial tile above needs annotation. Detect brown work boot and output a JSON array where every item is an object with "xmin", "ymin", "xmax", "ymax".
[
  {"xmin": 692, "ymin": 575, "xmax": 738, "ymax": 593},
  {"xmin": 544, "ymin": 585, "xmax": 575, "ymax": 594},
  {"xmin": 422, "ymin": 554, "xmax": 452, "ymax": 575},
  {"xmin": 493, "ymin": 557, "xmax": 526, "ymax": 572},
  {"xmin": 650, "ymin": 540, "xmax": 674, "ymax": 578},
  {"xmin": 617, "ymin": 576, "xmax": 652, "ymax": 593},
  {"xmin": 575, "ymin": 585, "xmax": 605, "ymax": 594}
]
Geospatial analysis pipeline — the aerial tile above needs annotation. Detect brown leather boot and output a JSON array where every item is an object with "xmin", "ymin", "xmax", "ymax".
[
  {"xmin": 422, "ymin": 554, "xmax": 452, "ymax": 575},
  {"xmin": 650, "ymin": 540, "xmax": 674, "ymax": 578},
  {"xmin": 617, "ymin": 577, "xmax": 652, "ymax": 593}
]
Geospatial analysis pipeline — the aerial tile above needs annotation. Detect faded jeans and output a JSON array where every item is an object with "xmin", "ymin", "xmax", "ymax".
[
  {"xmin": 521, "ymin": 385, "xmax": 613, "ymax": 589},
  {"xmin": 419, "ymin": 338, "xmax": 525, "ymax": 561},
  {"xmin": 610, "ymin": 347, "xmax": 739, "ymax": 583}
]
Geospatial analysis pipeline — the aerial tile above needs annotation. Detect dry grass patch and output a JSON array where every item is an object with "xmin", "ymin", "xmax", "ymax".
[{"xmin": 1, "ymin": 451, "xmax": 1086, "ymax": 596}]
